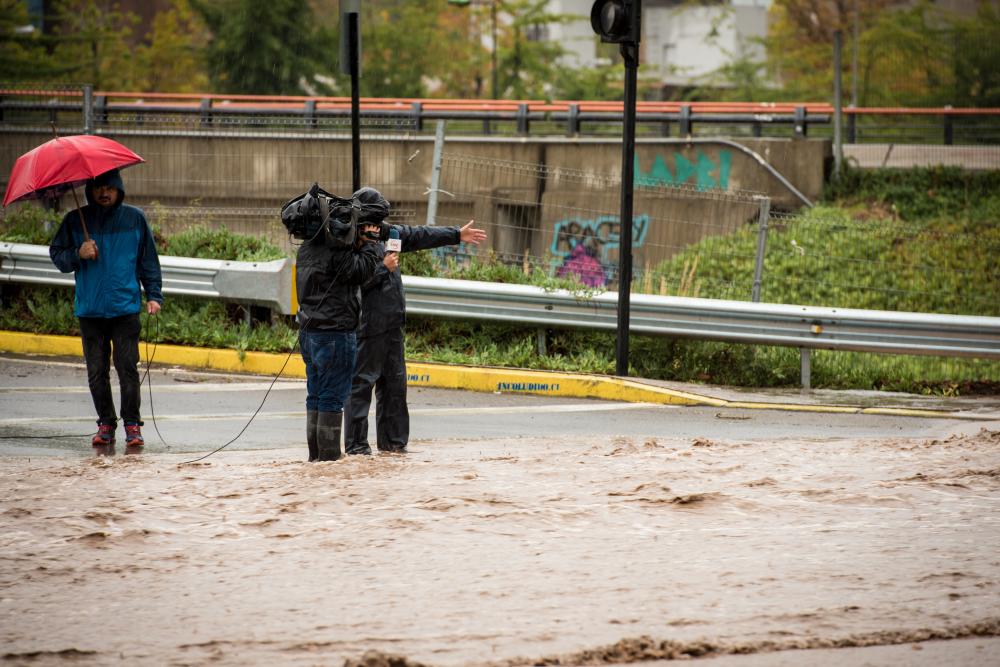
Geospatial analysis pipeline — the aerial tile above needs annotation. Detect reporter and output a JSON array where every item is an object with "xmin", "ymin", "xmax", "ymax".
[{"xmin": 345, "ymin": 189, "xmax": 487, "ymax": 455}]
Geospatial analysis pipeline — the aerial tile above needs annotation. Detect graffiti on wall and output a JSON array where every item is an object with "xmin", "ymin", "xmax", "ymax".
[
  {"xmin": 635, "ymin": 149, "xmax": 732, "ymax": 190},
  {"xmin": 551, "ymin": 215, "xmax": 650, "ymax": 287}
]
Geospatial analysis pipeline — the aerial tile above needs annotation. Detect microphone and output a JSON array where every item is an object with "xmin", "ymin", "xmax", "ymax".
[{"xmin": 386, "ymin": 226, "xmax": 401, "ymax": 253}]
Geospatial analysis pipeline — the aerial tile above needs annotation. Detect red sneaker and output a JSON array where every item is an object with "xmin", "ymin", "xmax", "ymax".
[
  {"xmin": 92, "ymin": 423, "xmax": 115, "ymax": 447},
  {"xmin": 124, "ymin": 422, "xmax": 144, "ymax": 447}
]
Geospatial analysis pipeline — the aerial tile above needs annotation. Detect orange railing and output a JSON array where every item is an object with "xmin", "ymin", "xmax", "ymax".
[{"xmin": 3, "ymin": 89, "xmax": 999, "ymax": 142}]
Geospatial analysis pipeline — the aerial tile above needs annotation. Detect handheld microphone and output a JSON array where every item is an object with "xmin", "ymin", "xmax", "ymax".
[{"xmin": 386, "ymin": 227, "xmax": 401, "ymax": 253}]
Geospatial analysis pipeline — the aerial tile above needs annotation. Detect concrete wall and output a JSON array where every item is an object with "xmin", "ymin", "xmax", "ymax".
[{"xmin": 1, "ymin": 130, "xmax": 828, "ymax": 282}]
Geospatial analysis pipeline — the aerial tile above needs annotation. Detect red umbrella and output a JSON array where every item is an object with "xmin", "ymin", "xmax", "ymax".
[
  {"xmin": 3, "ymin": 134, "xmax": 145, "ymax": 207},
  {"xmin": 3, "ymin": 133, "xmax": 144, "ymax": 254}
]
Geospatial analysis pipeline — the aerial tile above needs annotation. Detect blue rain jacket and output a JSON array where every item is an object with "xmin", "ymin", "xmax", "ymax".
[{"xmin": 49, "ymin": 170, "xmax": 163, "ymax": 318}]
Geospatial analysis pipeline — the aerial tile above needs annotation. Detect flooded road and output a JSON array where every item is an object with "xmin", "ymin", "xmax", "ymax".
[
  {"xmin": 3, "ymin": 428, "xmax": 999, "ymax": 665},
  {"xmin": 2, "ymin": 356, "xmax": 999, "ymax": 665}
]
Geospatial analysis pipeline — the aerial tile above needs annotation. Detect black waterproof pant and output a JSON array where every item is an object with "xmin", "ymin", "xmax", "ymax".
[
  {"xmin": 345, "ymin": 328, "xmax": 409, "ymax": 453},
  {"xmin": 79, "ymin": 313, "xmax": 142, "ymax": 426}
]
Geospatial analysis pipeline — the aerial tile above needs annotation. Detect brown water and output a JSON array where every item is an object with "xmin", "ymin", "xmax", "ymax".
[{"xmin": 2, "ymin": 429, "xmax": 999, "ymax": 666}]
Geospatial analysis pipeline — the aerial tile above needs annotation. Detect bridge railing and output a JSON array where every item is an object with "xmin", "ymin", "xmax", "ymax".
[{"xmin": 3, "ymin": 87, "xmax": 998, "ymax": 143}]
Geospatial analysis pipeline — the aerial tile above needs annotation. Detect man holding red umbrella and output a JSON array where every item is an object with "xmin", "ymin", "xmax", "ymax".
[{"xmin": 49, "ymin": 168, "xmax": 163, "ymax": 450}]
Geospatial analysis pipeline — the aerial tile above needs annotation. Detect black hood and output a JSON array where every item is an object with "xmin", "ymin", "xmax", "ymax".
[
  {"xmin": 84, "ymin": 168, "xmax": 125, "ymax": 206},
  {"xmin": 352, "ymin": 187, "xmax": 390, "ymax": 223}
]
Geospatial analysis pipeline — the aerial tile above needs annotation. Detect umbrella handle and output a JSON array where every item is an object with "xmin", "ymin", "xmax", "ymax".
[
  {"xmin": 70, "ymin": 186, "xmax": 91, "ymax": 243},
  {"xmin": 49, "ymin": 123, "xmax": 92, "ymax": 246}
]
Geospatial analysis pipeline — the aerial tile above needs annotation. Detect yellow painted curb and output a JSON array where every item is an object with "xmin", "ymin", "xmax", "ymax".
[
  {"xmin": 0, "ymin": 330, "xmax": 306, "ymax": 377},
  {"xmin": 406, "ymin": 361, "xmax": 724, "ymax": 407},
  {"xmin": 0, "ymin": 330, "xmax": 981, "ymax": 419},
  {"xmin": 860, "ymin": 407, "xmax": 958, "ymax": 419},
  {"xmin": 725, "ymin": 401, "xmax": 860, "ymax": 414}
]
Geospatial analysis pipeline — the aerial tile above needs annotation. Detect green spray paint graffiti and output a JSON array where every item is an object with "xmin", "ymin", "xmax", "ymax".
[{"xmin": 635, "ymin": 149, "xmax": 732, "ymax": 190}]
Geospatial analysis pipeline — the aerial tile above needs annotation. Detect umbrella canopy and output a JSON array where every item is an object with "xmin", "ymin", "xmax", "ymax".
[{"xmin": 3, "ymin": 134, "xmax": 144, "ymax": 207}]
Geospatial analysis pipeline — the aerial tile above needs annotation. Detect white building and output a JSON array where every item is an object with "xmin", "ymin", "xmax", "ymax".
[{"xmin": 543, "ymin": 0, "xmax": 771, "ymax": 96}]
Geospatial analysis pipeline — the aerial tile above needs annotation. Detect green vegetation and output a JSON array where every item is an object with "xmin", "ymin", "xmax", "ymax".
[
  {"xmin": 1, "ymin": 167, "xmax": 998, "ymax": 394},
  {"xmin": 406, "ymin": 167, "xmax": 1000, "ymax": 394},
  {"xmin": 161, "ymin": 226, "xmax": 286, "ymax": 262}
]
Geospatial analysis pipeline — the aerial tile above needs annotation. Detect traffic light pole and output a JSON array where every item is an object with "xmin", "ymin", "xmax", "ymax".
[
  {"xmin": 348, "ymin": 11, "xmax": 361, "ymax": 193},
  {"xmin": 616, "ymin": 41, "xmax": 639, "ymax": 377}
]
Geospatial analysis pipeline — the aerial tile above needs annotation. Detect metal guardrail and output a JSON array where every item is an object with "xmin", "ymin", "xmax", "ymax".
[
  {"xmin": 402, "ymin": 275, "xmax": 1000, "ymax": 359},
  {"xmin": 0, "ymin": 243, "xmax": 293, "ymax": 315},
  {"xmin": 3, "ymin": 243, "xmax": 998, "ymax": 360}
]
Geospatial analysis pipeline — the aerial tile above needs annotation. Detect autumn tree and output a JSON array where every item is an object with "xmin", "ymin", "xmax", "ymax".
[
  {"xmin": 0, "ymin": 0, "xmax": 61, "ymax": 81},
  {"xmin": 764, "ymin": 0, "xmax": 1000, "ymax": 106},
  {"xmin": 134, "ymin": 0, "xmax": 209, "ymax": 93},
  {"xmin": 190, "ymin": 0, "xmax": 327, "ymax": 95},
  {"xmin": 47, "ymin": 0, "xmax": 142, "ymax": 89},
  {"xmin": 310, "ymin": 0, "xmax": 482, "ymax": 98}
]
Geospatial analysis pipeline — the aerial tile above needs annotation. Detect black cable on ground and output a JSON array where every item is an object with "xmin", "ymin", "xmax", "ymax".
[{"xmin": 177, "ymin": 343, "xmax": 297, "ymax": 466}]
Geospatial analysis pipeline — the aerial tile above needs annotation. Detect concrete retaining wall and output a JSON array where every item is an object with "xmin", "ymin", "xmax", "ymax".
[{"xmin": 1, "ymin": 130, "xmax": 828, "ymax": 281}]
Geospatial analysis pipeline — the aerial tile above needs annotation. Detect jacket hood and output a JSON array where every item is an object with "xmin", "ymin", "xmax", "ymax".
[
  {"xmin": 352, "ymin": 187, "xmax": 390, "ymax": 223},
  {"xmin": 85, "ymin": 168, "xmax": 125, "ymax": 206}
]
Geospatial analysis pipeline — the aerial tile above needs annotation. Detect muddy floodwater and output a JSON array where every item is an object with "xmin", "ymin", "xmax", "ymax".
[{"xmin": 2, "ymin": 429, "xmax": 999, "ymax": 666}]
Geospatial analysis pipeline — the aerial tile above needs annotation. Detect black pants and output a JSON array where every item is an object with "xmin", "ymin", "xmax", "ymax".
[
  {"xmin": 79, "ymin": 313, "xmax": 142, "ymax": 426},
  {"xmin": 345, "ymin": 328, "xmax": 409, "ymax": 452}
]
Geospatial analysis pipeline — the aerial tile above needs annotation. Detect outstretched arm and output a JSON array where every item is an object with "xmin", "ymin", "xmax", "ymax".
[{"xmin": 399, "ymin": 219, "xmax": 487, "ymax": 252}]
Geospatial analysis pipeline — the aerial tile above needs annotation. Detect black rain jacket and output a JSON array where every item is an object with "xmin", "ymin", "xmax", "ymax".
[
  {"xmin": 296, "ymin": 237, "xmax": 380, "ymax": 332},
  {"xmin": 358, "ymin": 224, "xmax": 460, "ymax": 338}
]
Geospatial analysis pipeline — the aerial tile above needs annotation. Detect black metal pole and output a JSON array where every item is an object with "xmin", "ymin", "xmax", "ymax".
[
  {"xmin": 616, "ymin": 42, "xmax": 638, "ymax": 377},
  {"xmin": 348, "ymin": 11, "xmax": 361, "ymax": 192}
]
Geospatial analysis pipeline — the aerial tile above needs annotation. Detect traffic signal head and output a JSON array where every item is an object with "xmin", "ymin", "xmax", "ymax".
[{"xmin": 590, "ymin": 0, "xmax": 641, "ymax": 44}]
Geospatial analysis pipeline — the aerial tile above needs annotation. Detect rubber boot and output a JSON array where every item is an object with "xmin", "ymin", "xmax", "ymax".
[
  {"xmin": 316, "ymin": 411, "xmax": 343, "ymax": 462},
  {"xmin": 307, "ymin": 410, "xmax": 319, "ymax": 462}
]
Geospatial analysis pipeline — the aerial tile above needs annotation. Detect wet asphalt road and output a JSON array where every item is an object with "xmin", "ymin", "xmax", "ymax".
[{"xmin": 0, "ymin": 355, "xmax": 983, "ymax": 458}]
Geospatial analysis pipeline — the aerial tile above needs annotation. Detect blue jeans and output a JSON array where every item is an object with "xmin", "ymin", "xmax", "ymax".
[{"xmin": 299, "ymin": 329, "xmax": 357, "ymax": 413}]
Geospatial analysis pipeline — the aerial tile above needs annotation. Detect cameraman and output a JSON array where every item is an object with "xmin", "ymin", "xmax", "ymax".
[{"xmin": 295, "ymin": 190, "xmax": 382, "ymax": 462}]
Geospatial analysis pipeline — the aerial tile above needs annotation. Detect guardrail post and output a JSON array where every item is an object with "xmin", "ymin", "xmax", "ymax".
[
  {"xmin": 943, "ymin": 106, "xmax": 953, "ymax": 145},
  {"xmin": 517, "ymin": 103, "xmax": 529, "ymax": 136},
  {"xmin": 566, "ymin": 103, "xmax": 580, "ymax": 137},
  {"xmin": 751, "ymin": 196, "xmax": 771, "ymax": 302},
  {"xmin": 411, "ymin": 102, "xmax": 423, "ymax": 132},
  {"xmin": 199, "ymin": 98, "xmax": 212, "ymax": 128},
  {"xmin": 94, "ymin": 94, "xmax": 106, "ymax": 128},
  {"xmin": 679, "ymin": 104, "xmax": 692, "ymax": 137},
  {"xmin": 794, "ymin": 106, "xmax": 807, "ymax": 137},
  {"xmin": 800, "ymin": 348, "xmax": 811, "ymax": 390},
  {"xmin": 752, "ymin": 121, "xmax": 762, "ymax": 137},
  {"xmin": 304, "ymin": 99, "xmax": 317, "ymax": 129},
  {"xmin": 82, "ymin": 85, "xmax": 93, "ymax": 134},
  {"xmin": 659, "ymin": 116, "xmax": 671, "ymax": 137},
  {"xmin": 847, "ymin": 109, "xmax": 856, "ymax": 143},
  {"xmin": 536, "ymin": 328, "xmax": 547, "ymax": 356}
]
